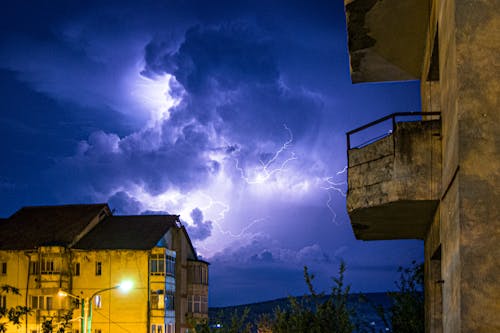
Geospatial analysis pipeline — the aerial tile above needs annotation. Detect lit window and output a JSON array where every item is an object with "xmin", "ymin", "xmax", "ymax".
[
  {"xmin": 95, "ymin": 262, "xmax": 102, "ymax": 276},
  {"xmin": 94, "ymin": 295, "xmax": 102, "ymax": 309},
  {"xmin": 150, "ymin": 290, "xmax": 164, "ymax": 309},
  {"xmin": 1, "ymin": 262, "xmax": 6, "ymax": 275}
]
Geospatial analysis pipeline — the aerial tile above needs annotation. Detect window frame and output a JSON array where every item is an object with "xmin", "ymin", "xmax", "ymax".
[{"xmin": 95, "ymin": 261, "xmax": 102, "ymax": 276}]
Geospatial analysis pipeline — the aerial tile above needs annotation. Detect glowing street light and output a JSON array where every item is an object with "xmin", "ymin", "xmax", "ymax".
[
  {"xmin": 57, "ymin": 290, "xmax": 84, "ymax": 333},
  {"xmin": 59, "ymin": 280, "xmax": 133, "ymax": 333},
  {"xmin": 87, "ymin": 281, "xmax": 133, "ymax": 333}
]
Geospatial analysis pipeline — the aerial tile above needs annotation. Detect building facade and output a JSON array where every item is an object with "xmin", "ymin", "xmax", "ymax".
[
  {"xmin": 0, "ymin": 204, "xmax": 209, "ymax": 333},
  {"xmin": 344, "ymin": 1, "xmax": 499, "ymax": 332}
]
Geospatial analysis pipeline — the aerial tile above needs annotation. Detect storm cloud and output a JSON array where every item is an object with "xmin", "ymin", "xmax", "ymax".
[{"xmin": 0, "ymin": 0, "xmax": 424, "ymax": 306}]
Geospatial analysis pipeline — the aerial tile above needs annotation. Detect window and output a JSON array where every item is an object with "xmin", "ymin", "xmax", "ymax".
[
  {"xmin": 30, "ymin": 261, "xmax": 39, "ymax": 274},
  {"xmin": 1, "ymin": 262, "xmax": 6, "ymax": 275},
  {"xmin": 166, "ymin": 255, "xmax": 175, "ymax": 276},
  {"xmin": 201, "ymin": 296, "xmax": 208, "ymax": 314},
  {"xmin": 167, "ymin": 324, "xmax": 175, "ymax": 333},
  {"xmin": 150, "ymin": 254, "xmax": 165, "ymax": 276},
  {"xmin": 150, "ymin": 290, "xmax": 164, "ymax": 309},
  {"xmin": 31, "ymin": 295, "xmax": 45, "ymax": 309},
  {"xmin": 46, "ymin": 296, "xmax": 53, "ymax": 310},
  {"xmin": 165, "ymin": 291, "xmax": 174, "ymax": 311},
  {"xmin": 0, "ymin": 295, "xmax": 6, "ymax": 309},
  {"xmin": 188, "ymin": 264, "xmax": 208, "ymax": 285},
  {"xmin": 41, "ymin": 257, "xmax": 59, "ymax": 274},
  {"xmin": 95, "ymin": 329, "xmax": 102, "ymax": 333},
  {"xmin": 188, "ymin": 295, "xmax": 208, "ymax": 314},
  {"xmin": 152, "ymin": 325, "xmax": 163, "ymax": 333},
  {"xmin": 74, "ymin": 263, "xmax": 80, "ymax": 276},
  {"xmin": 94, "ymin": 295, "xmax": 102, "ymax": 309},
  {"xmin": 95, "ymin": 262, "xmax": 102, "ymax": 276}
]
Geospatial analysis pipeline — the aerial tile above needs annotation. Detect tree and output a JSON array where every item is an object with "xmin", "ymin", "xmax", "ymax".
[
  {"xmin": 41, "ymin": 309, "xmax": 74, "ymax": 333},
  {"xmin": 270, "ymin": 262, "xmax": 356, "ymax": 333},
  {"xmin": 191, "ymin": 308, "xmax": 253, "ymax": 333},
  {"xmin": 375, "ymin": 261, "xmax": 424, "ymax": 333},
  {"xmin": 0, "ymin": 285, "xmax": 31, "ymax": 333}
]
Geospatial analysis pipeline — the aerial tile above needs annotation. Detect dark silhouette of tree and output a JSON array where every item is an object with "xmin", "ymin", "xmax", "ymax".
[
  {"xmin": 375, "ymin": 261, "xmax": 424, "ymax": 333},
  {"xmin": 270, "ymin": 262, "xmax": 355, "ymax": 333},
  {"xmin": 0, "ymin": 285, "xmax": 31, "ymax": 333}
]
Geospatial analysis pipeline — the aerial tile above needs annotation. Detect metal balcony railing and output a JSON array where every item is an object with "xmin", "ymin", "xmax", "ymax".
[{"xmin": 346, "ymin": 112, "xmax": 441, "ymax": 150}]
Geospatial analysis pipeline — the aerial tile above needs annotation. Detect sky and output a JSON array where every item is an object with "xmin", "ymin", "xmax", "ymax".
[{"xmin": 0, "ymin": 0, "xmax": 423, "ymax": 306}]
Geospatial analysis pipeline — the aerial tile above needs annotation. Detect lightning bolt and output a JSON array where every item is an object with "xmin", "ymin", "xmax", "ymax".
[
  {"xmin": 233, "ymin": 124, "xmax": 297, "ymax": 184},
  {"xmin": 321, "ymin": 166, "xmax": 347, "ymax": 224},
  {"xmin": 196, "ymin": 192, "xmax": 264, "ymax": 240}
]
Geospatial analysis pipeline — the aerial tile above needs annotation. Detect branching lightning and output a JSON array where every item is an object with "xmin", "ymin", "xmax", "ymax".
[
  {"xmin": 321, "ymin": 166, "xmax": 347, "ymax": 224},
  {"xmin": 234, "ymin": 124, "xmax": 297, "ymax": 184}
]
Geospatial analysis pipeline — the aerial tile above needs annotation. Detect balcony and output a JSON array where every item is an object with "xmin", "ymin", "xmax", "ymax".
[{"xmin": 346, "ymin": 112, "xmax": 441, "ymax": 240}]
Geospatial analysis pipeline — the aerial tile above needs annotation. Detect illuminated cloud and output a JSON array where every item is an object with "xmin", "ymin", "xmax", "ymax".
[
  {"xmin": 0, "ymin": 0, "xmax": 424, "ymax": 306},
  {"xmin": 185, "ymin": 208, "xmax": 213, "ymax": 241}
]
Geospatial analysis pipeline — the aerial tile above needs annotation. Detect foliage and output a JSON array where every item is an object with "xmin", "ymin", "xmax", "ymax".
[
  {"xmin": 0, "ymin": 285, "xmax": 31, "ymax": 333},
  {"xmin": 192, "ymin": 308, "xmax": 253, "ymax": 333},
  {"xmin": 41, "ymin": 309, "xmax": 74, "ymax": 333},
  {"xmin": 269, "ymin": 262, "xmax": 356, "ymax": 333},
  {"xmin": 374, "ymin": 261, "xmax": 424, "ymax": 333}
]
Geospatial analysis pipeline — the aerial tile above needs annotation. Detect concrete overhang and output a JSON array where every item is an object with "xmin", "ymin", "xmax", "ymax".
[
  {"xmin": 346, "ymin": 116, "xmax": 441, "ymax": 241},
  {"xmin": 350, "ymin": 200, "xmax": 438, "ymax": 240},
  {"xmin": 344, "ymin": 0, "xmax": 430, "ymax": 83}
]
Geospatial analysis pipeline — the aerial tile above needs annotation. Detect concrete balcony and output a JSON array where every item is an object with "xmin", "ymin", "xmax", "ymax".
[{"xmin": 347, "ymin": 113, "xmax": 441, "ymax": 240}]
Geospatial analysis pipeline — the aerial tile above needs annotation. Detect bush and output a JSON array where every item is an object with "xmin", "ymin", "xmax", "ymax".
[{"xmin": 375, "ymin": 261, "xmax": 424, "ymax": 333}]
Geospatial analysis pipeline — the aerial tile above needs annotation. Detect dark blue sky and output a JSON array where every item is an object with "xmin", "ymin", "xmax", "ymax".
[{"xmin": 0, "ymin": 0, "xmax": 423, "ymax": 306}]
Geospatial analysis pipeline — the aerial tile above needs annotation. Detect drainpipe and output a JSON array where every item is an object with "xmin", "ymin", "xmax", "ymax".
[{"xmin": 24, "ymin": 252, "xmax": 32, "ymax": 333}]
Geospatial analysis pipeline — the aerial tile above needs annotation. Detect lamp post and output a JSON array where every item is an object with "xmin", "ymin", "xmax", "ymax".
[
  {"xmin": 57, "ymin": 290, "xmax": 84, "ymax": 333},
  {"xmin": 59, "ymin": 281, "xmax": 132, "ymax": 333}
]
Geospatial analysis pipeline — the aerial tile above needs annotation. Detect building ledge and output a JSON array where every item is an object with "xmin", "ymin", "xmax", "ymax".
[{"xmin": 347, "ymin": 112, "xmax": 441, "ymax": 240}]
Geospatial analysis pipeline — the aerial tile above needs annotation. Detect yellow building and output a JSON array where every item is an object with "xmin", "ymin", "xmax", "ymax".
[
  {"xmin": 344, "ymin": 1, "xmax": 499, "ymax": 332},
  {"xmin": 0, "ymin": 204, "xmax": 209, "ymax": 333}
]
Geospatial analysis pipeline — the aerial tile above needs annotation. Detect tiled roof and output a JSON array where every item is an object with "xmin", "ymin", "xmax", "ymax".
[
  {"xmin": 0, "ymin": 204, "xmax": 109, "ymax": 250},
  {"xmin": 74, "ymin": 215, "xmax": 179, "ymax": 250}
]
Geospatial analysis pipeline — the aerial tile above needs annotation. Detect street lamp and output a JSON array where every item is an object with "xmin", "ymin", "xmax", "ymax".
[
  {"xmin": 57, "ymin": 290, "xmax": 84, "ymax": 333},
  {"xmin": 59, "ymin": 280, "xmax": 133, "ymax": 333},
  {"xmin": 87, "ymin": 281, "xmax": 133, "ymax": 333}
]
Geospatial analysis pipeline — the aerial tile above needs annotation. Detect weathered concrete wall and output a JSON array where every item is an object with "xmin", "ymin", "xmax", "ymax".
[
  {"xmin": 348, "ymin": 121, "xmax": 441, "ymax": 211},
  {"xmin": 422, "ymin": 0, "xmax": 500, "ymax": 332},
  {"xmin": 344, "ymin": 0, "xmax": 429, "ymax": 82},
  {"xmin": 425, "ymin": 211, "xmax": 442, "ymax": 333},
  {"xmin": 454, "ymin": 0, "xmax": 500, "ymax": 331},
  {"xmin": 347, "ymin": 120, "xmax": 441, "ymax": 239}
]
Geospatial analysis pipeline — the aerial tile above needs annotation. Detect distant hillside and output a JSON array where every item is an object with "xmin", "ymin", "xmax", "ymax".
[{"xmin": 209, "ymin": 292, "xmax": 393, "ymax": 332}]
